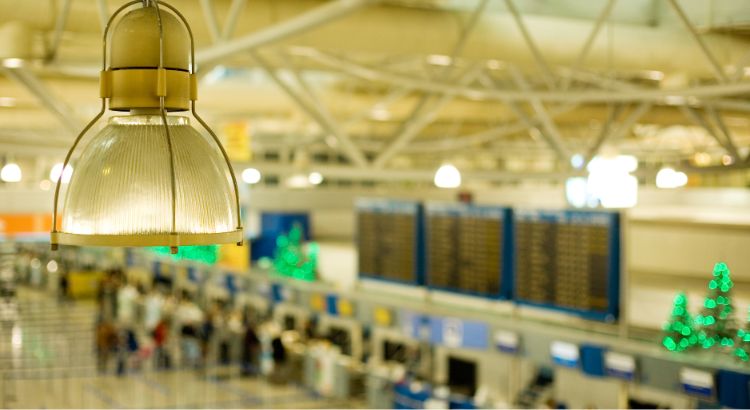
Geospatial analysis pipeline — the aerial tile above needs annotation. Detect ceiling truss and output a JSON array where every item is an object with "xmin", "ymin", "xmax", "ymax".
[{"xmin": 1, "ymin": 0, "xmax": 750, "ymax": 184}]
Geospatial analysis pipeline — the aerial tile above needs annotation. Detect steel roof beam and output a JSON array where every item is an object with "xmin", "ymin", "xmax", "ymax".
[
  {"xmin": 371, "ymin": 0, "xmax": 488, "ymax": 167},
  {"xmin": 196, "ymin": 0, "xmax": 379, "ymax": 66},
  {"xmin": 679, "ymin": 106, "xmax": 736, "ymax": 159},
  {"xmin": 1, "ymin": 67, "xmax": 79, "ymax": 136},
  {"xmin": 507, "ymin": 66, "xmax": 570, "ymax": 162},
  {"xmin": 560, "ymin": 0, "xmax": 617, "ymax": 90},
  {"xmin": 585, "ymin": 104, "xmax": 624, "ymax": 164},
  {"xmin": 295, "ymin": 49, "xmax": 750, "ymax": 103},
  {"xmin": 46, "ymin": 0, "xmax": 73, "ymax": 62},
  {"xmin": 199, "ymin": 0, "xmax": 222, "ymax": 44},
  {"xmin": 668, "ymin": 0, "xmax": 729, "ymax": 84},
  {"xmin": 705, "ymin": 105, "xmax": 741, "ymax": 161},
  {"xmin": 504, "ymin": 0, "xmax": 556, "ymax": 89},
  {"xmin": 251, "ymin": 51, "xmax": 368, "ymax": 168},
  {"xmin": 221, "ymin": 0, "xmax": 247, "ymax": 41}
]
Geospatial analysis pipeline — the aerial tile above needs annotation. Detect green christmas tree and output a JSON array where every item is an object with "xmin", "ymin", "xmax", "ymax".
[
  {"xmin": 662, "ymin": 292, "xmax": 698, "ymax": 352},
  {"xmin": 273, "ymin": 223, "xmax": 317, "ymax": 282},
  {"xmin": 695, "ymin": 262, "xmax": 737, "ymax": 349},
  {"xmin": 734, "ymin": 307, "xmax": 750, "ymax": 361}
]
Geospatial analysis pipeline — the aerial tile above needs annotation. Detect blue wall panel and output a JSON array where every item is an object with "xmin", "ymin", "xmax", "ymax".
[{"xmin": 251, "ymin": 212, "xmax": 310, "ymax": 261}]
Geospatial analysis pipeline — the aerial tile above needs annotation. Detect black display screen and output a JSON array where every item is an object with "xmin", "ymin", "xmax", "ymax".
[
  {"xmin": 328, "ymin": 326, "xmax": 351, "ymax": 356},
  {"xmin": 283, "ymin": 314, "xmax": 296, "ymax": 331},
  {"xmin": 426, "ymin": 205, "xmax": 506, "ymax": 297},
  {"xmin": 447, "ymin": 356, "xmax": 477, "ymax": 397},
  {"xmin": 383, "ymin": 340, "xmax": 407, "ymax": 363}
]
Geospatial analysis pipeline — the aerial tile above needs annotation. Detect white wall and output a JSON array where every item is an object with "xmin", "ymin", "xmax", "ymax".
[
  {"xmin": 554, "ymin": 368, "xmax": 621, "ymax": 408},
  {"xmin": 624, "ymin": 189, "xmax": 750, "ymax": 329}
]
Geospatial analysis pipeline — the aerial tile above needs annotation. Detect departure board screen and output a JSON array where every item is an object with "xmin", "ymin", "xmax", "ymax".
[
  {"xmin": 425, "ymin": 204, "xmax": 512, "ymax": 298},
  {"xmin": 514, "ymin": 210, "xmax": 620, "ymax": 321},
  {"xmin": 356, "ymin": 199, "xmax": 423, "ymax": 284}
]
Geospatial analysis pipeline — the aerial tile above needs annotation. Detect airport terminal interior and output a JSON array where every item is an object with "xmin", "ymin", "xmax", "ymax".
[{"xmin": 2, "ymin": 0, "xmax": 750, "ymax": 408}]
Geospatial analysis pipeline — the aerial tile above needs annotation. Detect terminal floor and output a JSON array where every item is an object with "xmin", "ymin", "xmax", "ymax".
[{"xmin": 0, "ymin": 288, "xmax": 364, "ymax": 409}]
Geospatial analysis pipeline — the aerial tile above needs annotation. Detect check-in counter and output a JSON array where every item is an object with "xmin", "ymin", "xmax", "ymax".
[
  {"xmin": 365, "ymin": 363, "xmax": 406, "ymax": 408},
  {"xmin": 302, "ymin": 341, "xmax": 365, "ymax": 399}
]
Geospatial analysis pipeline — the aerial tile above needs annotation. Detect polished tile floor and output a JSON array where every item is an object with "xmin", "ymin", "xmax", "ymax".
[{"xmin": 0, "ymin": 288, "xmax": 363, "ymax": 409}]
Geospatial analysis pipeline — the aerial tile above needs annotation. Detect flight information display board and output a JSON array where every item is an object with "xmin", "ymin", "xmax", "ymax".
[
  {"xmin": 514, "ymin": 209, "xmax": 620, "ymax": 321},
  {"xmin": 356, "ymin": 199, "xmax": 424, "ymax": 284},
  {"xmin": 425, "ymin": 204, "xmax": 513, "ymax": 298}
]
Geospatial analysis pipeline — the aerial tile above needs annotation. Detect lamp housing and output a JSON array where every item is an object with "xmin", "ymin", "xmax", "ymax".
[{"xmin": 50, "ymin": 1, "xmax": 243, "ymax": 253}]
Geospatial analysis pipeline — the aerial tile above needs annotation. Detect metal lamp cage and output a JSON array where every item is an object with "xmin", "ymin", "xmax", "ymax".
[{"xmin": 50, "ymin": 0, "xmax": 243, "ymax": 253}]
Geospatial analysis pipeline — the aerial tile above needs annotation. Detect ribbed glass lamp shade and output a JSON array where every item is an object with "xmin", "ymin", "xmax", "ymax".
[{"xmin": 56, "ymin": 114, "xmax": 240, "ymax": 246}]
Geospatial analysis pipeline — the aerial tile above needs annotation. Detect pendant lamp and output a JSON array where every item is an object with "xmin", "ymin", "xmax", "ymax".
[
  {"xmin": 433, "ymin": 163, "xmax": 461, "ymax": 189},
  {"xmin": 50, "ymin": 0, "xmax": 243, "ymax": 253}
]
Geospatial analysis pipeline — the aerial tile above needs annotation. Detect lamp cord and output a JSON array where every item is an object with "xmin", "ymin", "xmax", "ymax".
[
  {"xmin": 160, "ymin": 1, "xmax": 244, "ymax": 238},
  {"xmin": 152, "ymin": 0, "xmax": 180, "ymax": 252}
]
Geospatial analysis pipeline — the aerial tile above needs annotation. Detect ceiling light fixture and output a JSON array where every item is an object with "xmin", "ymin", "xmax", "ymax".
[
  {"xmin": 0, "ymin": 97, "xmax": 16, "ymax": 107},
  {"xmin": 656, "ymin": 167, "xmax": 688, "ymax": 189},
  {"xmin": 1, "ymin": 58, "xmax": 23, "ymax": 68},
  {"xmin": 369, "ymin": 105, "xmax": 391, "ymax": 121},
  {"xmin": 286, "ymin": 174, "xmax": 311, "ymax": 189},
  {"xmin": 570, "ymin": 153, "xmax": 585, "ymax": 169},
  {"xmin": 0, "ymin": 162, "xmax": 22, "ymax": 182},
  {"xmin": 586, "ymin": 155, "xmax": 638, "ymax": 208},
  {"xmin": 50, "ymin": 0, "xmax": 242, "ymax": 253},
  {"xmin": 241, "ymin": 167, "xmax": 261, "ymax": 185},
  {"xmin": 434, "ymin": 163, "xmax": 461, "ymax": 189},
  {"xmin": 427, "ymin": 54, "xmax": 453, "ymax": 67},
  {"xmin": 692, "ymin": 152, "xmax": 712, "ymax": 167},
  {"xmin": 308, "ymin": 171, "xmax": 323, "ymax": 185},
  {"xmin": 50, "ymin": 162, "xmax": 73, "ymax": 184}
]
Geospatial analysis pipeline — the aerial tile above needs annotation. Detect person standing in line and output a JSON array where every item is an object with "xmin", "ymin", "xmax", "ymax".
[
  {"xmin": 144, "ymin": 287, "xmax": 165, "ymax": 335},
  {"xmin": 226, "ymin": 309, "xmax": 244, "ymax": 367},
  {"xmin": 116, "ymin": 278, "xmax": 140, "ymax": 374},
  {"xmin": 269, "ymin": 333, "xmax": 287, "ymax": 384},
  {"xmin": 200, "ymin": 301, "xmax": 221, "ymax": 368},
  {"xmin": 174, "ymin": 292, "xmax": 204, "ymax": 369},
  {"xmin": 153, "ymin": 316, "xmax": 172, "ymax": 370},
  {"xmin": 97, "ymin": 272, "xmax": 118, "ymax": 321},
  {"xmin": 160, "ymin": 291, "xmax": 178, "ymax": 365},
  {"xmin": 95, "ymin": 318, "xmax": 118, "ymax": 373},
  {"xmin": 58, "ymin": 270, "xmax": 69, "ymax": 303},
  {"xmin": 240, "ymin": 317, "xmax": 261, "ymax": 377},
  {"xmin": 116, "ymin": 278, "xmax": 139, "ymax": 326}
]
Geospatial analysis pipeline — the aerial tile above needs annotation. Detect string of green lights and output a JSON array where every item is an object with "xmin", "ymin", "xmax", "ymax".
[
  {"xmin": 662, "ymin": 263, "xmax": 750, "ymax": 361},
  {"xmin": 272, "ymin": 224, "xmax": 318, "ymax": 282}
]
